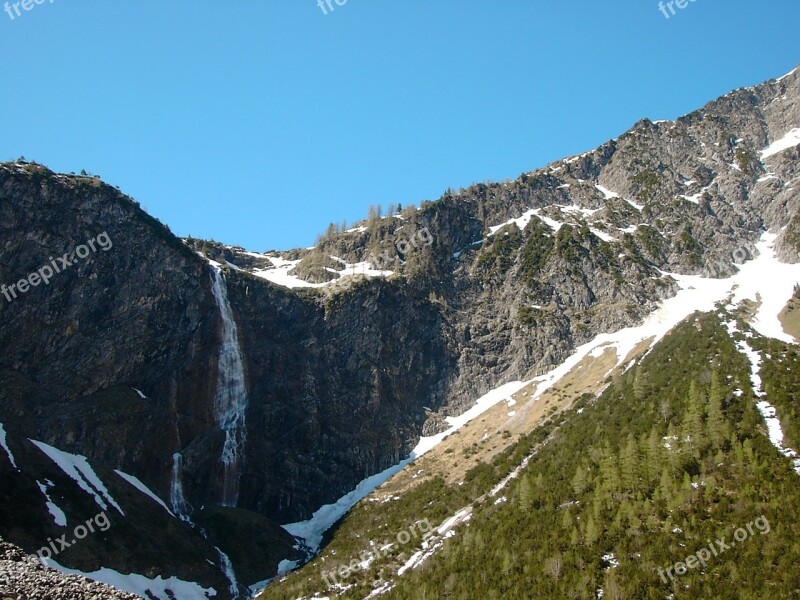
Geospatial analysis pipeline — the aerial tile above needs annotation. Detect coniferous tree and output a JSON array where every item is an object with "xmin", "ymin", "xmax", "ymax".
[
  {"xmin": 620, "ymin": 434, "xmax": 639, "ymax": 492},
  {"xmin": 571, "ymin": 465, "xmax": 589, "ymax": 496},
  {"xmin": 633, "ymin": 365, "xmax": 646, "ymax": 400},
  {"xmin": 707, "ymin": 370, "xmax": 726, "ymax": 449},
  {"xmin": 599, "ymin": 442, "xmax": 620, "ymax": 502},
  {"xmin": 683, "ymin": 380, "xmax": 704, "ymax": 455},
  {"xmin": 657, "ymin": 466, "xmax": 673, "ymax": 503},
  {"xmin": 645, "ymin": 428, "xmax": 662, "ymax": 486},
  {"xmin": 517, "ymin": 474, "xmax": 533, "ymax": 511},
  {"xmin": 584, "ymin": 514, "xmax": 599, "ymax": 545}
]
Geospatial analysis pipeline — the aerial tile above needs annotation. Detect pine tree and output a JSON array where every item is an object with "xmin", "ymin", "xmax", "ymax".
[
  {"xmin": 518, "ymin": 474, "xmax": 533, "ymax": 512},
  {"xmin": 585, "ymin": 514, "xmax": 599, "ymax": 545},
  {"xmin": 644, "ymin": 428, "xmax": 662, "ymax": 486},
  {"xmin": 367, "ymin": 205, "xmax": 380, "ymax": 230},
  {"xmin": 501, "ymin": 550, "xmax": 513, "ymax": 575},
  {"xmin": 620, "ymin": 434, "xmax": 639, "ymax": 492},
  {"xmin": 570, "ymin": 527, "xmax": 580, "ymax": 546},
  {"xmin": 732, "ymin": 434, "xmax": 744, "ymax": 465},
  {"xmin": 561, "ymin": 508, "xmax": 574, "ymax": 530},
  {"xmin": 599, "ymin": 442, "xmax": 620, "ymax": 502},
  {"xmin": 571, "ymin": 464, "xmax": 589, "ymax": 496},
  {"xmin": 707, "ymin": 370, "xmax": 726, "ymax": 449},
  {"xmin": 605, "ymin": 571, "xmax": 623, "ymax": 600},
  {"xmin": 683, "ymin": 380, "xmax": 704, "ymax": 455},
  {"xmin": 633, "ymin": 365, "xmax": 646, "ymax": 400},
  {"xmin": 657, "ymin": 466, "xmax": 673, "ymax": 503}
]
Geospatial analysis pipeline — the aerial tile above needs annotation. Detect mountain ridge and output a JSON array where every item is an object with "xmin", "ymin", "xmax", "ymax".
[{"xmin": 1, "ymin": 62, "xmax": 799, "ymax": 599}]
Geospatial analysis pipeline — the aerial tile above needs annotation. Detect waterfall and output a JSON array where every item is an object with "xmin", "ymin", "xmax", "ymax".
[
  {"xmin": 209, "ymin": 266, "xmax": 249, "ymax": 507},
  {"xmin": 214, "ymin": 546, "xmax": 240, "ymax": 599},
  {"xmin": 170, "ymin": 452, "xmax": 190, "ymax": 518},
  {"xmin": 172, "ymin": 451, "xmax": 241, "ymax": 597}
]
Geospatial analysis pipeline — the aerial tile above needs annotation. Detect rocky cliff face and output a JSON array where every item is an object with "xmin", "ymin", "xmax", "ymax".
[
  {"xmin": 0, "ymin": 65, "xmax": 798, "ymax": 592},
  {"xmin": 0, "ymin": 427, "xmax": 245, "ymax": 597},
  {"xmin": 286, "ymin": 66, "xmax": 800, "ymax": 411}
]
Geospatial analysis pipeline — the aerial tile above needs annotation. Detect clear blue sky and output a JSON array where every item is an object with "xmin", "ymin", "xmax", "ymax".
[{"xmin": 1, "ymin": 1, "xmax": 797, "ymax": 251}]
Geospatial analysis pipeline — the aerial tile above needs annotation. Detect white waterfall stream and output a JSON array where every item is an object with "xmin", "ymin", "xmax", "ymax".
[
  {"xmin": 170, "ymin": 452, "xmax": 190, "ymax": 518},
  {"xmin": 209, "ymin": 266, "xmax": 249, "ymax": 507}
]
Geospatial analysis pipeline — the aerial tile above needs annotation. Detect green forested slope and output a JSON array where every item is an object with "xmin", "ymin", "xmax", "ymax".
[
  {"xmin": 262, "ymin": 311, "xmax": 800, "ymax": 599},
  {"xmin": 385, "ymin": 313, "xmax": 800, "ymax": 599}
]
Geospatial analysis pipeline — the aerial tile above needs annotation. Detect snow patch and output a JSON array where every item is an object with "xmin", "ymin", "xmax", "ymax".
[
  {"xmin": 252, "ymin": 254, "xmax": 392, "ymax": 289},
  {"xmin": 560, "ymin": 205, "xmax": 601, "ymax": 218},
  {"xmin": 726, "ymin": 232, "xmax": 800, "ymax": 343},
  {"xmin": 36, "ymin": 480, "xmax": 67, "ymax": 527},
  {"xmin": 595, "ymin": 185, "xmax": 619, "ymax": 200},
  {"xmin": 679, "ymin": 193, "xmax": 702, "ymax": 204},
  {"xmin": 602, "ymin": 553, "xmax": 619, "ymax": 569},
  {"xmin": 0, "ymin": 422, "xmax": 19, "ymax": 470},
  {"xmin": 277, "ymin": 558, "xmax": 300, "ymax": 576},
  {"xmin": 733, "ymin": 335, "xmax": 800, "ymax": 475},
  {"xmin": 625, "ymin": 198, "xmax": 644, "ymax": 211},
  {"xmin": 115, "ymin": 470, "xmax": 174, "ymax": 516},
  {"xmin": 282, "ymin": 460, "xmax": 412, "ymax": 552},
  {"xmin": 43, "ymin": 559, "xmax": 217, "ymax": 600},
  {"xmin": 531, "ymin": 232, "xmax": 800, "ymax": 401},
  {"xmin": 761, "ymin": 128, "xmax": 800, "ymax": 160},
  {"xmin": 591, "ymin": 228, "xmax": 615, "ymax": 242},
  {"xmin": 251, "ymin": 258, "xmax": 327, "ymax": 289},
  {"xmin": 282, "ymin": 380, "xmax": 529, "ymax": 551},
  {"xmin": 488, "ymin": 209, "xmax": 539, "ymax": 235},
  {"xmin": 30, "ymin": 440, "xmax": 124, "ymax": 515}
]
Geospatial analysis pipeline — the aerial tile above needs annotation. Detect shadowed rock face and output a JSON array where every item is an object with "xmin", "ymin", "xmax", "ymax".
[
  {"xmin": 0, "ymin": 66, "xmax": 798, "ymax": 587},
  {"xmin": 0, "ymin": 428, "xmax": 250, "ymax": 598},
  {"xmin": 0, "ymin": 167, "xmax": 452, "ymax": 525}
]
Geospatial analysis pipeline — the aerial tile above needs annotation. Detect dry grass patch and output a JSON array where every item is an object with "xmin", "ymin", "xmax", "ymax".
[{"xmin": 371, "ymin": 345, "xmax": 642, "ymax": 500}]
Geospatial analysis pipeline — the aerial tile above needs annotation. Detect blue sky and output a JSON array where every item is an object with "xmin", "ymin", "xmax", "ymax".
[{"xmin": 1, "ymin": 1, "xmax": 797, "ymax": 251}]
